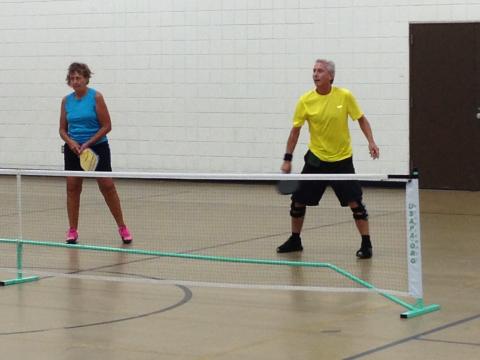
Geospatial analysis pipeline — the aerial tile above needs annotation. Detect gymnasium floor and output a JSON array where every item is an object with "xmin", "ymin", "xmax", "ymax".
[{"xmin": 0, "ymin": 178, "xmax": 478, "ymax": 359}]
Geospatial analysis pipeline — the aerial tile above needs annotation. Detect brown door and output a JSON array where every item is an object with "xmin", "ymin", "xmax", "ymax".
[{"xmin": 410, "ymin": 23, "xmax": 480, "ymax": 190}]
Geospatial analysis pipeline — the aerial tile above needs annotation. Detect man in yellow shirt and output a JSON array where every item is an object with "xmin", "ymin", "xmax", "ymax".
[{"xmin": 277, "ymin": 59, "xmax": 380, "ymax": 259}]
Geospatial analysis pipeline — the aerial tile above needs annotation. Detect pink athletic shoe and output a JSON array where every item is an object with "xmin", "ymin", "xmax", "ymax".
[
  {"xmin": 66, "ymin": 228, "xmax": 78, "ymax": 244},
  {"xmin": 118, "ymin": 225, "xmax": 132, "ymax": 244}
]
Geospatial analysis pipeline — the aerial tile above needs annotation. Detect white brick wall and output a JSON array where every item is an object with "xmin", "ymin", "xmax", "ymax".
[{"xmin": 0, "ymin": 1, "xmax": 479, "ymax": 173}]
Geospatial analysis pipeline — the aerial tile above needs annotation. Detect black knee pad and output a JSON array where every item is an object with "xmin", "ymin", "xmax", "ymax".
[
  {"xmin": 290, "ymin": 201, "xmax": 306, "ymax": 218},
  {"xmin": 351, "ymin": 200, "xmax": 368, "ymax": 220}
]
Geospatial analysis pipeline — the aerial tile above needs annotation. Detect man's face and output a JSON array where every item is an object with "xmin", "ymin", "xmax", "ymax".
[{"xmin": 312, "ymin": 62, "xmax": 333, "ymax": 88}]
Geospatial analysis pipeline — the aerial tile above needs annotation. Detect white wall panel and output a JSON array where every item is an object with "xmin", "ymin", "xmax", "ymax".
[{"xmin": 0, "ymin": 1, "xmax": 479, "ymax": 173}]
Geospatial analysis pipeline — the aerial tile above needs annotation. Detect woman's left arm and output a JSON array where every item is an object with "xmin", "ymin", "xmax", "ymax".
[{"xmin": 80, "ymin": 92, "xmax": 112, "ymax": 151}]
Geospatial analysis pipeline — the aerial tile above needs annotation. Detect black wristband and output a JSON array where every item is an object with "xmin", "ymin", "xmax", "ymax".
[{"xmin": 283, "ymin": 153, "xmax": 293, "ymax": 161}]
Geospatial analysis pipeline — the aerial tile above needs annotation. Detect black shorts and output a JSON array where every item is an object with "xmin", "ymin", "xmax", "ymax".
[
  {"xmin": 64, "ymin": 141, "xmax": 112, "ymax": 172},
  {"xmin": 292, "ymin": 151, "xmax": 363, "ymax": 207}
]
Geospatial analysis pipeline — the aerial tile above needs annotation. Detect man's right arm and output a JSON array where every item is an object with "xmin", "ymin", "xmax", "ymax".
[{"xmin": 281, "ymin": 126, "xmax": 301, "ymax": 173}]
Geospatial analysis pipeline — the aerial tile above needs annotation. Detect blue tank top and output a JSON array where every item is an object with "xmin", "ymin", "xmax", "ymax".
[{"xmin": 65, "ymin": 88, "xmax": 107, "ymax": 145}]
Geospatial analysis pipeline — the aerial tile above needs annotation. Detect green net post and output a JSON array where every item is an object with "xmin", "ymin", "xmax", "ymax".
[
  {"xmin": 400, "ymin": 298, "xmax": 440, "ymax": 319},
  {"xmin": 16, "ymin": 240, "xmax": 40, "ymax": 283},
  {"xmin": 0, "ymin": 240, "xmax": 39, "ymax": 286},
  {"xmin": 0, "ymin": 172, "xmax": 39, "ymax": 286}
]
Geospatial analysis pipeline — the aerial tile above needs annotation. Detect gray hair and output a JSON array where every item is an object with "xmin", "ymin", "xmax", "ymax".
[{"xmin": 315, "ymin": 59, "xmax": 335, "ymax": 82}]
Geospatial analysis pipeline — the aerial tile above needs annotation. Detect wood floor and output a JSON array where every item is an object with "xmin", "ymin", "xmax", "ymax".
[{"xmin": 0, "ymin": 187, "xmax": 478, "ymax": 360}]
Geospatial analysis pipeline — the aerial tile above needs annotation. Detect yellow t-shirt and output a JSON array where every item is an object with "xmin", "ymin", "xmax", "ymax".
[{"xmin": 293, "ymin": 87, "xmax": 363, "ymax": 162}]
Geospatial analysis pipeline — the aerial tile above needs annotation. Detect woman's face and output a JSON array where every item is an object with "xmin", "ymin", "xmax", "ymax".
[{"xmin": 68, "ymin": 71, "xmax": 88, "ymax": 92}]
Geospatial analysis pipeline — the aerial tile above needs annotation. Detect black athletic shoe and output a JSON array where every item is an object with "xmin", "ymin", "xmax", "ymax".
[
  {"xmin": 356, "ymin": 247, "xmax": 372, "ymax": 259},
  {"xmin": 277, "ymin": 236, "xmax": 303, "ymax": 253}
]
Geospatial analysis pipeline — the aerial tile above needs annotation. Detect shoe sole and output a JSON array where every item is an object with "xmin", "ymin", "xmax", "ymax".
[{"xmin": 276, "ymin": 247, "xmax": 303, "ymax": 253}]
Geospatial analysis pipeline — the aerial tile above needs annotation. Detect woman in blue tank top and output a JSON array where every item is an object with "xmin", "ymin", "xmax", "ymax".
[{"xmin": 59, "ymin": 62, "xmax": 132, "ymax": 244}]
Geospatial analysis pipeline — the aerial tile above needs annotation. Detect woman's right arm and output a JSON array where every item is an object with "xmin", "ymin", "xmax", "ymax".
[{"xmin": 59, "ymin": 97, "xmax": 80, "ymax": 154}]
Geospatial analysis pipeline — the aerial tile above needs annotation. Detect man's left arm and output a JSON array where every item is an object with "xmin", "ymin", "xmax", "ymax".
[{"xmin": 357, "ymin": 115, "xmax": 380, "ymax": 159}]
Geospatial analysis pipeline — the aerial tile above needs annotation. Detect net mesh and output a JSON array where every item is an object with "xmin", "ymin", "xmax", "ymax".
[{"xmin": 0, "ymin": 171, "xmax": 409, "ymax": 294}]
